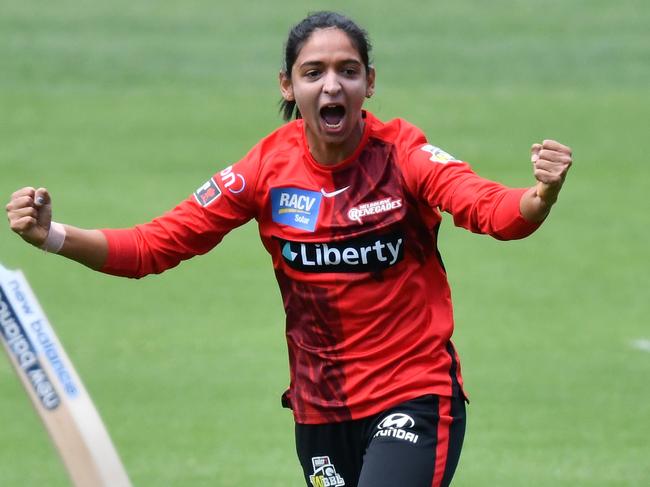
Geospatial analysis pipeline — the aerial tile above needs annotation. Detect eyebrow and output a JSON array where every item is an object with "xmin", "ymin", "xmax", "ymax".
[{"xmin": 298, "ymin": 58, "xmax": 363, "ymax": 69}]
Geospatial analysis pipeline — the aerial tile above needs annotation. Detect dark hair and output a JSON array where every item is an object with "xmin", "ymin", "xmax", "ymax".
[{"xmin": 280, "ymin": 11, "xmax": 373, "ymax": 121}]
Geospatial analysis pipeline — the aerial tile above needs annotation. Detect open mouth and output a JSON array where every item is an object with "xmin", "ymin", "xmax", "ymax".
[{"xmin": 320, "ymin": 104, "xmax": 346, "ymax": 129}]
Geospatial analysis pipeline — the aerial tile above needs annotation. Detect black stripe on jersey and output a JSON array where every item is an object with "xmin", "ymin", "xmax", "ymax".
[
  {"xmin": 432, "ymin": 223, "xmax": 447, "ymax": 273},
  {"xmin": 445, "ymin": 341, "xmax": 463, "ymax": 399}
]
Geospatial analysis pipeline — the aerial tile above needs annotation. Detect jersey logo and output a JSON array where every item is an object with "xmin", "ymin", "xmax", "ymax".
[
  {"xmin": 374, "ymin": 413, "xmax": 419, "ymax": 444},
  {"xmin": 348, "ymin": 197, "xmax": 402, "ymax": 224},
  {"xmin": 378, "ymin": 413, "xmax": 415, "ymax": 429},
  {"xmin": 309, "ymin": 456, "xmax": 345, "ymax": 487},
  {"xmin": 193, "ymin": 178, "xmax": 221, "ymax": 207},
  {"xmin": 271, "ymin": 188, "xmax": 322, "ymax": 232},
  {"xmin": 320, "ymin": 186, "xmax": 349, "ymax": 198},
  {"xmin": 420, "ymin": 144, "xmax": 460, "ymax": 164},
  {"xmin": 277, "ymin": 231, "xmax": 404, "ymax": 273},
  {"xmin": 219, "ymin": 165, "xmax": 246, "ymax": 194}
]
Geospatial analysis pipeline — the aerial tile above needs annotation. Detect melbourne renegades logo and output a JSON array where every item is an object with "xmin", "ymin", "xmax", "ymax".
[{"xmin": 347, "ymin": 197, "xmax": 402, "ymax": 224}]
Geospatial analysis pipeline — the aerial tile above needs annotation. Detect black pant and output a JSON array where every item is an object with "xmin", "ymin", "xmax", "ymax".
[{"xmin": 295, "ymin": 395, "xmax": 466, "ymax": 487}]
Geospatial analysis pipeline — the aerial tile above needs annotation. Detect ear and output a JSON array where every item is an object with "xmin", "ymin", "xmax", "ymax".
[
  {"xmin": 279, "ymin": 71, "xmax": 294, "ymax": 101},
  {"xmin": 365, "ymin": 65, "xmax": 376, "ymax": 98}
]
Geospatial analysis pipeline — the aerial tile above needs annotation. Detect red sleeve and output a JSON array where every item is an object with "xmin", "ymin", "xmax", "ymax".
[
  {"xmin": 403, "ymin": 141, "xmax": 541, "ymax": 240},
  {"xmin": 100, "ymin": 146, "xmax": 261, "ymax": 278}
]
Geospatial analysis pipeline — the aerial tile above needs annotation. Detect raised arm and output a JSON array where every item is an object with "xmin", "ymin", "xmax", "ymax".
[
  {"xmin": 6, "ymin": 187, "xmax": 108, "ymax": 270},
  {"xmin": 402, "ymin": 129, "xmax": 574, "ymax": 240}
]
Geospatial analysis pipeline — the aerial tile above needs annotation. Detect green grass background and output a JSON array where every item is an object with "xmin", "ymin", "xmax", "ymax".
[{"xmin": 1, "ymin": 0, "xmax": 648, "ymax": 485}]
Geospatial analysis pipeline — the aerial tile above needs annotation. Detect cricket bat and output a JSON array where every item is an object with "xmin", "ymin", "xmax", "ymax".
[{"xmin": 0, "ymin": 263, "xmax": 132, "ymax": 487}]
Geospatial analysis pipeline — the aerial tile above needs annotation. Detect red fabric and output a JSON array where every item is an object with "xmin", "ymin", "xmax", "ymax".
[{"xmin": 100, "ymin": 111, "xmax": 540, "ymax": 423}]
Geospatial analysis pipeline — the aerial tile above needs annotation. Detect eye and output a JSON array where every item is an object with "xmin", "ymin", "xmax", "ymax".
[
  {"xmin": 304, "ymin": 70, "xmax": 321, "ymax": 79},
  {"xmin": 342, "ymin": 66, "xmax": 360, "ymax": 77}
]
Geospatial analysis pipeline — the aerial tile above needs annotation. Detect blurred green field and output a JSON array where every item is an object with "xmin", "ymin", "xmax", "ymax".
[{"xmin": 1, "ymin": 0, "xmax": 649, "ymax": 485}]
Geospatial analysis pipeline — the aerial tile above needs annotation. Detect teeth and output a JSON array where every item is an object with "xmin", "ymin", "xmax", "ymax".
[{"xmin": 321, "ymin": 104, "xmax": 344, "ymax": 129}]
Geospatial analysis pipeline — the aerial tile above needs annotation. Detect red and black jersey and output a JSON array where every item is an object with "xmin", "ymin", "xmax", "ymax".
[{"xmin": 101, "ymin": 111, "xmax": 540, "ymax": 424}]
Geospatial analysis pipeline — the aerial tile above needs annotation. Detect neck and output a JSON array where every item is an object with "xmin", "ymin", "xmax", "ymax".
[{"xmin": 306, "ymin": 119, "xmax": 365, "ymax": 166}]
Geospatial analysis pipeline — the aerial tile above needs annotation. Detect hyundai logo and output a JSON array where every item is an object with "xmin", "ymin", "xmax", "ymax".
[{"xmin": 378, "ymin": 413, "xmax": 415, "ymax": 430}]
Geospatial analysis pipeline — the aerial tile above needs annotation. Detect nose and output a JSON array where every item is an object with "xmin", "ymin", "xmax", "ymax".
[{"xmin": 322, "ymin": 70, "xmax": 341, "ymax": 96}]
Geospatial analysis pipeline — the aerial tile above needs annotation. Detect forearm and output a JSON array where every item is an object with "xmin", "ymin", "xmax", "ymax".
[
  {"xmin": 6, "ymin": 187, "xmax": 109, "ymax": 270},
  {"xmin": 57, "ymin": 225, "xmax": 109, "ymax": 271},
  {"xmin": 519, "ymin": 185, "xmax": 555, "ymax": 223}
]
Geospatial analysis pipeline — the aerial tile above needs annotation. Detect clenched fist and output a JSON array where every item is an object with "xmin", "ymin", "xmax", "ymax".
[
  {"xmin": 531, "ymin": 140, "xmax": 573, "ymax": 203},
  {"xmin": 5, "ymin": 187, "xmax": 53, "ymax": 247}
]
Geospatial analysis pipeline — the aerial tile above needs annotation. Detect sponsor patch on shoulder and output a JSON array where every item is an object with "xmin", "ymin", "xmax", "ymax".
[
  {"xmin": 193, "ymin": 177, "xmax": 221, "ymax": 207},
  {"xmin": 420, "ymin": 144, "xmax": 461, "ymax": 164},
  {"xmin": 219, "ymin": 165, "xmax": 246, "ymax": 194}
]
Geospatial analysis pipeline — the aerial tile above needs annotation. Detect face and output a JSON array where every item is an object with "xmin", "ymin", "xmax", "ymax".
[{"xmin": 280, "ymin": 27, "xmax": 375, "ymax": 163}]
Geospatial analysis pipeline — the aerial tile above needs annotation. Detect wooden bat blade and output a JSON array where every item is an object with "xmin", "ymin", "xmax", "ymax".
[{"xmin": 0, "ymin": 264, "xmax": 132, "ymax": 487}]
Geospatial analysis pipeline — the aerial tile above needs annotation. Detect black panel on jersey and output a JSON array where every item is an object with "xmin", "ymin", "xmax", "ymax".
[{"xmin": 276, "ymin": 231, "xmax": 405, "ymax": 273}]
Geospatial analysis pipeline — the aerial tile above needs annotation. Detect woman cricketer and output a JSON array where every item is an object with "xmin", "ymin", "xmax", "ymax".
[{"xmin": 6, "ymin": 11, "xmax": 572, "ymax": 487}]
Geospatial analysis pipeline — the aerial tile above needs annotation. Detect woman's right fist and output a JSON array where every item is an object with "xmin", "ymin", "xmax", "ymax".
[{"xmin": 6, "ymin": 187, "xmax": 52, "ymax": 247}]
